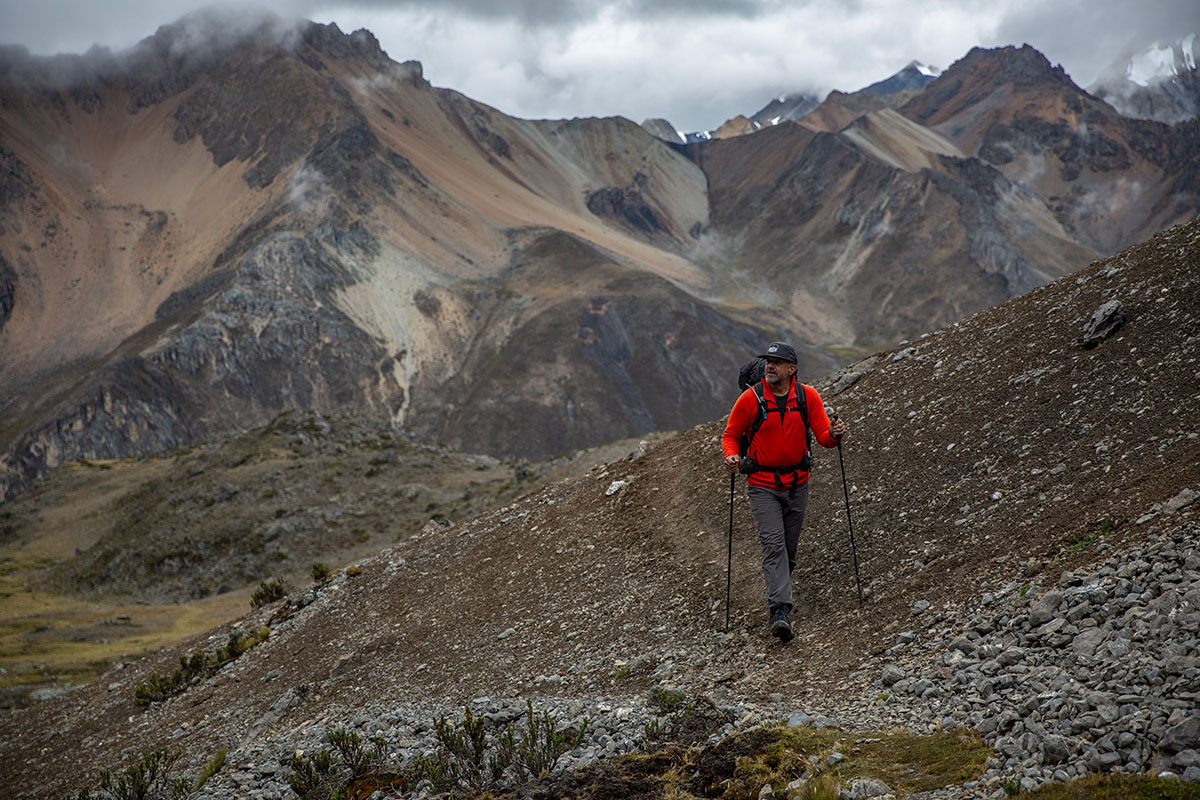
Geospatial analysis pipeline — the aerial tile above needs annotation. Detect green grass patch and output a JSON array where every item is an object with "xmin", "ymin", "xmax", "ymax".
[
  {"xmin": 1055, "ymin": 517, "xmax": 1114, "ymax": 558},
  {"xmin": 842, "ymin": 730, "xmax": 990, "ymax": 792},
  {"xmin": 1016, "ymin": 773, "xmax": 1200, "ymax": 799},
  {"xmin": 707, "ymin": 726, "xmax": 989, "ymax": 800},
  {"xmin": 1062, "ymin": 532, "xmax": 1100, "ymax": 553}
]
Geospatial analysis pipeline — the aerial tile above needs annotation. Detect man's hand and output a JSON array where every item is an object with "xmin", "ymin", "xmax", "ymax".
[
  {"xmin": 724, "ymin": 454, "xmax": 741, "ymax": 474},
  {"xmin": 830, "ymin": 416, "xmax": 847, "ymax": 441}
]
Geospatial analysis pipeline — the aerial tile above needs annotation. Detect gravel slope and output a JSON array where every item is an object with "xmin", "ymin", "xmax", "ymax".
[{"xmin": 1, "ymin": 220, "xmax": 1197, "ymax": 798}]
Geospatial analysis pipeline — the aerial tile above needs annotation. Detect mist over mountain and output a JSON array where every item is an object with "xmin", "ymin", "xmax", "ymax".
[
  {"xmin": 0, "ymin": 12, "xmax": 1197, "ymax": 504},
  {"xmin": 1088, "ymin": 34, "xmax": 1200, "ymax": 124}
]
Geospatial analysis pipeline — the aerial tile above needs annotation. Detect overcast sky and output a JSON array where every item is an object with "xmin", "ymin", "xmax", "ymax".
[{"xmin": 2, "ymin": 0, "xmax": 1197, "ymax": 132}]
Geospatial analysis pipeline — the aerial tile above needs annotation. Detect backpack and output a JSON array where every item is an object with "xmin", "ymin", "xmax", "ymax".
[{"xmin": 737, "ymin": 358, "xmax": 814, "ymax": 478}]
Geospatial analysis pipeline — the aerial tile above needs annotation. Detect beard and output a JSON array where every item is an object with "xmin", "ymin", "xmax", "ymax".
[{"xmin": 765, "ymin": 369, "xmax": 792, "ymax": 392}]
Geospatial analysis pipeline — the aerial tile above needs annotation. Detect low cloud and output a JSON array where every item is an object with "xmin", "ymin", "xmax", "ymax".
[
  {"xmin": 2, "ymin": 0, "xmax": 1196, "ymax": 132},
  {"xmin": 288, "ymin": 162, "xmax": 331, "ymax": 216}
]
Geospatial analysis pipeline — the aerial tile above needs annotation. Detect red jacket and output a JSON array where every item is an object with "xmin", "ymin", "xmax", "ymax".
[{"xmin": 721, "ymin": 378, "xmax": 839, "ymax": 489}]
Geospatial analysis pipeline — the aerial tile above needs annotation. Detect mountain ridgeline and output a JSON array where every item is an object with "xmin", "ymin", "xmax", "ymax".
[{"xmin": 1, "ymin": 12, "xmax": 1198, "ymax": 501}]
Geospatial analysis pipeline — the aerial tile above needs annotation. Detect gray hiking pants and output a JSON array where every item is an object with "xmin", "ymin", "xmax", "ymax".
[{"xmin": 747, "ymin": 483, "xmax": 810, "ymax": 614}]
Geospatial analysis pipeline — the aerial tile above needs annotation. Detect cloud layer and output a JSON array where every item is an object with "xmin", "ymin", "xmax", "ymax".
[{"xmin": 2, "ymin": 0, "xmax": 1198, "ymax": 132}]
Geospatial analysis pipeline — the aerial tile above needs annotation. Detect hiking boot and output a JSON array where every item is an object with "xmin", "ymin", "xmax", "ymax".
[{"xmin": 770, "ymin": 609, "xmax": 793, "ymax": 642}]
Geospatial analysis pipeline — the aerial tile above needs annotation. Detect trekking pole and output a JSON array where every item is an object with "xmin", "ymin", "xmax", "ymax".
[
  {"xmin": 832, "ymin": 415, "xmax": 863, "ymax": 604},
  {"xmin": 726, "ymin": 471, "xmax": 735, "ymax": 631}
]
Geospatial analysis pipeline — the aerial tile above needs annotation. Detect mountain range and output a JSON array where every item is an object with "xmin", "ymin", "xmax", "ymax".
[{"xmin": 0, "ymin": 11, "xmax": 1198, "ymax": 503}]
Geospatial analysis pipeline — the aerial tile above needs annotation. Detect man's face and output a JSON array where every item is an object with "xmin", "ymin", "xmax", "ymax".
[{"xmin": 764, "ymin": 357, "xmax": 794, "ymax": 383}]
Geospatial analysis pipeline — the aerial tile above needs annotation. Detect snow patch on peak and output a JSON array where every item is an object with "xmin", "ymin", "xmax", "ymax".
[
  {"xmin": 1128, "ymin": 43, "xmax": 1178, "ymax": 86},
  {"xmin": 912, "ymin": 61, "xmax": 942, "ymax": 77},
  {"xmin": 1125, "ymin": 34, "xmax": 1197, "ymax": 86}
]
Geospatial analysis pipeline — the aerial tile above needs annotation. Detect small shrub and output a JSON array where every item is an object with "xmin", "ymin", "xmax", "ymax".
[
  {"xmin": 642, "ymin": 716, "xmax": 678, "ymax": 748},
  {"xmin": 409, "ymin": 752, "xmax": 454, "ymax": 795},
  {"xmin": 291, "ymin": 705, "xmax": 588, "ymax": 799},
  {"xmin": 650, "ymin": 687, "xmax": 689, "ymax": 714},
  {"xmin": 134, "ymin": 628, "xmax": 269, "ymax": 707},
  {"xmin": 327, "ymin": 729, "xmax": 385, "ymax": 780},
  {"xmin": 513, "ymin": 699, "xmax": 587, "ymax": 780},
  {"xmin": 76, "ymin": 747, "xmax": 191, "ymax": 800},
  {"xmin": 288, "ymin": 748, "xmax": 337, "ymax": 799},
  {"xmin": 431, "ymin": 708, "xmax": 498, "ymax": 792},
  {"xmin": 411, "ymin": 700, "xmax": 587, "ymax": 793},
  {"xmin": 251, "ymin": 578, "xmax": 288, "ymax": 607},
  {"xmin": 311, "ymin": 563, "xmax": 331, "ymax": 582},
  {"xmin": 287, "ymin": 729, "xmax": 387, "ymax": 800},
  {"xmin": 640, "ymin": 692, "xmax": 728, "ymax": 751}
]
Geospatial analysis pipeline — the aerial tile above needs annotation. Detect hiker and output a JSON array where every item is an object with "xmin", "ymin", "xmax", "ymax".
[{"xmin": 722, "ymin": 342, "xmax": 847, "ymax": 642}]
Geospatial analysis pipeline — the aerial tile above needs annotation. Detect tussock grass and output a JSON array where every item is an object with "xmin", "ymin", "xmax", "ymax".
[
  {"xmin": 1016, "ymin": 774, "xmax": 1200, "ymax": 799},
  {"xmin": 653, "ymin": 725, "xmax": 989, "ymax": 800}
]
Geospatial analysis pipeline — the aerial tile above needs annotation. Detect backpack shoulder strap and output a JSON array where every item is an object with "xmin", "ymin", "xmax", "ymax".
[
  {"xmin": 742, "ymin": 383, "xmax": 768, "ymax": 452},
  {"xmin": 797, "ymin": 383, "xmax": 814, "ymax": 453}
]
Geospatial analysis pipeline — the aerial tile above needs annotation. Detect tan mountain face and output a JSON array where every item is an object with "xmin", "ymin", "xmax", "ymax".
[{"xmin": 0, "ymin": 18, "xmax": 1197, "ymax": 501}]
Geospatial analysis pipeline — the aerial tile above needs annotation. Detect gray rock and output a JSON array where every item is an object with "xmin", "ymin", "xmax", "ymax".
[
  {"xmin": 1041, "ymin": 735, "xmax": 1072, "ymax": 765},
  {"xmin": 1029, "ymin": 591, "xmax": 1063, "ymax": 626},
  {"xmin": 1164, "ymin": 716, "xmax": 1200, "ymax": 754},
  {"xmin": 1166, "ymin": 489, "xmax": 1199, "ymax": 514},
  {"xmin": 949, "ymin": 635, "xmax": 976, "ymax": 655},
  {"xmin": 881, "ymin": 665, "xmax": 905, "ymax": 686},
  {"xmin": 1082, "ymin": 300, "xmax": 1125, "ymax": 347},
  {"xmin": 1072, "ymin": 628, "xmax": 1108, "ymax": 657},
  {"xmin": 841, "ymin": 776, "xmax": 892, "ymax": 798}
]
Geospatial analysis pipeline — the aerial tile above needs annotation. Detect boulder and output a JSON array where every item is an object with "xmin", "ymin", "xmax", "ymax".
[{"xmin": 1081, "ymin": 300, "xmax": 1125, "ymax": 347}]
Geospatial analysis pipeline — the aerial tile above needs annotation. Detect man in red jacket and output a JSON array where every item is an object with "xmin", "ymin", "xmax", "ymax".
[{"xmin": 722, "ymin": 342, "xmax": 847, "ymax": 642}]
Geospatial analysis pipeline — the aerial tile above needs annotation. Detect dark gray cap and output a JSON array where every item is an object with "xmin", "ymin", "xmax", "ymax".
[{"xmin": 759, "ymin": 341, "xmax": 798, "ymax": 364}]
